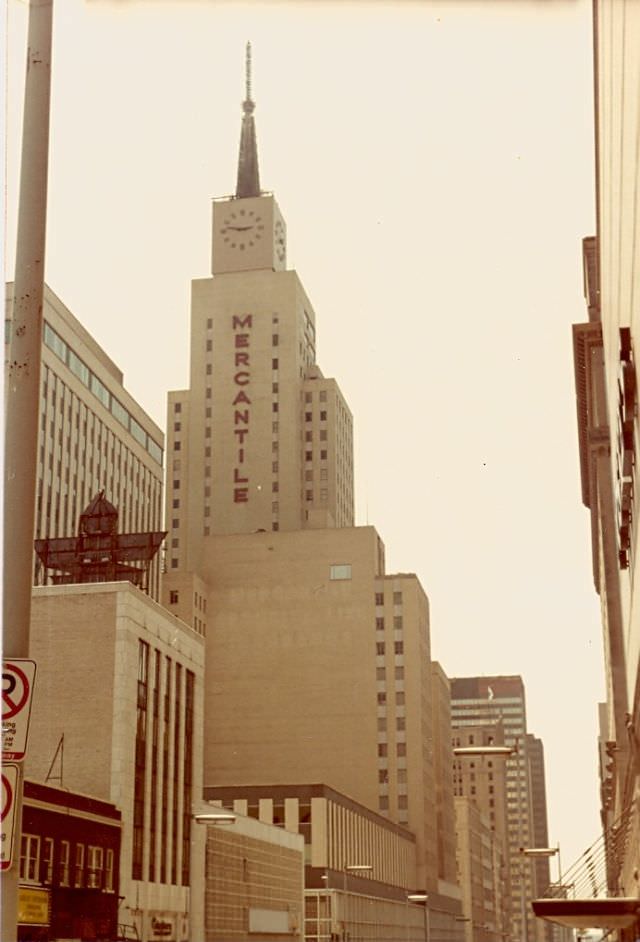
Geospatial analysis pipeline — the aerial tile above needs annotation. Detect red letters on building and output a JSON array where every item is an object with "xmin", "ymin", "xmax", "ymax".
[{"xmin": 232, "ymin": 315, "xmax": 252, "ymax": 503}]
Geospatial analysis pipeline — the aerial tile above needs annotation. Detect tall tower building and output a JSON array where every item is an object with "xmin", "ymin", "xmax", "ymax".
[
  {"xmin": 165, "ymin": 44, "xmax": 353, "ymax": 586},
  {"xmin": 164, "ymin": 46, "xmax": 463, "ymax": 935},
  {"xmin": 450, "ymin": 675, "xmax": 542, "ymax": 942}
]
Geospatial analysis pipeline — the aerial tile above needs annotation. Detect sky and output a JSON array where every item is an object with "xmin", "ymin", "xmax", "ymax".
[{"xmin": 5, "ymin": 0, "xmax": 602, "ymax": 871}]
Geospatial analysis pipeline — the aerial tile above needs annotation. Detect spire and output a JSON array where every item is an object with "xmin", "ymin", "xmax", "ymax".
[{"xmin": 235, "ymin": 42, "xmax": 261, "ymax": 199}]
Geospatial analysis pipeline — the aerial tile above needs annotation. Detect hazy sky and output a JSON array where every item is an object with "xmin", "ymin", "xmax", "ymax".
[{"xmin": 6, "ymin": 0, "xmax": 601, "ymax": 870}]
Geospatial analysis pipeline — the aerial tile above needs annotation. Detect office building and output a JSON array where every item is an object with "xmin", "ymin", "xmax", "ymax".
[
  {"xmin": 164, "ymin": 49, "xmax": 463, "ymax": 937},
  {"xmin": 5, "ymin": 282, "xmax": 165, "ymax": 599},
  {"xmin": 25, "ymin": 581, "xmax": 205, "ymax": 942},
  {"xmin": 204, "ymin": 783, "xmax": 427, "ymax": 942},
  {"xmin": 450, "ymin": 675, "xmax": 540, "ymax": 941}
]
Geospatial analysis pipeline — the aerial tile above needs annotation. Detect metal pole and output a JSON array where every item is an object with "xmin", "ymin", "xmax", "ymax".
[{"xmin": 2, "ymin": 1, "xmax": 53, "ymax": 940}]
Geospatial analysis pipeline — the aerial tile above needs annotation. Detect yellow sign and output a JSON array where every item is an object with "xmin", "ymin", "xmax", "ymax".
[{"xmin": 18, "ymin": 886, "xmax": 50, "ymax": 926}]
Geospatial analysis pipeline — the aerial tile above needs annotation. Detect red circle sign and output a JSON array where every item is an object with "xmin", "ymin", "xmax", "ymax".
[
  {"xmin": 1, "ymin": 773, "xmax": 13, "ymax": 822},
  {"xmin": 2, "ymin": 663, "xmax": 30, "ymax": 720}
]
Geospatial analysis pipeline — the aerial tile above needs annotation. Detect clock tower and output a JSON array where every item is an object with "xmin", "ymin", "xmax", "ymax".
[{"xmin": 211, "ymin": 43, "xmax": 287, "ymax": 275}]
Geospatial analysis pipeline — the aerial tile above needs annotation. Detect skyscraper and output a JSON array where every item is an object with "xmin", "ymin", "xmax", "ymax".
[
  {"xmin": 163, "ymin": 46, "xmax": 463, "ymax": 937},
  {"xmin": 450, "ymin": 675, "xmax": 543, "ymax": 942},
  {"xmin": 5, "ymin": 282, "xmax": 165, "ymax": 599}
]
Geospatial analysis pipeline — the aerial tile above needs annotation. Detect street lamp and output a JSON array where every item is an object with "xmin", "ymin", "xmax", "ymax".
[
  {"xmin": 342, "ymin": 864, "xmax": 372, "ymax": 941},
  {"xmin": 452, "ymin": 745, "xmax": 516, "ymax": 757},
  {"xmin": 192, "ymin": 812, "xmax": 237, "ymax": 824},
  {"xmin": 407, "ymin": 893, "xmax": 430, "ymax": 942}
]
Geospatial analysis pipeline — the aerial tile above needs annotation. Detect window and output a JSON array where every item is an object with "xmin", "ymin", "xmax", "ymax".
[
  {"xmin": 75, "ymin": 843, "xmax": 85, "ymax": 887},
  {"xmin": 174, "ymin": 402, "xmax": 182, "ymax": 413},
  {"xmin": 397, "ymin": 743, "xmax": 406, "ymax": 757},
  {"xmin": 395, "ymin": 667, "xmax": 404, "ymax": 680},
  {"xmin": 396, "ymin": 692, "xmax": 405, "ymax": 705},
  {"xmin": 42, "ymin": 837, "xmax": 54, "ymax": 884},
  {"xmin": 319, "ymin": 390, "xmax": 327, "ymax": 402},
  {"xmin": 272, "ymin": 402, "xmax": 279, "ymax": 413},
  {"xmin": 206, "ymin": 339, "xmax": 212, "ymax": 352},
  {"xmin": 375, "ymin": 593, "xmax": 384, "ymax": 605},
  {"xmin": 272, "ymin": 334, "xmax": 279, "ymax": 346},
  {"xmin": 394, "ymin": 641, "xmax": 404, "ymax": 654},
  {"xmin": 376, "ymin": 618, "xmax": 384, "ymax": 631},
  {"xmin": 104, "ymin": 849, "xmax": 114, "ymax": 892},
  {"xmin": 378, "ymin": 769, "xmax": 388, "ymax": 783},
  {"xmin": 330, "ymin": 564, "xmax": 351, "ymax": 580},
  {"xmin": 169, "ymin": 591, "xmax": 179, "ymax": 605},
  {"xmin": 305, "ymin": 490, "xmax": 313, "ymax": 501},
  {"xmin": 376, "ymin": 667, "xmax": 386, "ymax": 681},
  {"xmin": 377, "ymin": 744, "xmax": 387, "ymax": 757},
  {"xmin": 320, "ymin": 411, "xmax": 327, "ymax": 421},
  {"xmin": 305, "ymin": 451, "xmax": 312, "ymax": 461},
  {"xmin": 393, "ymin": 591, "xmax": 403, "ymax": 604},
  {"xmin": 379, "ymin": 796, "xmax": 389, "ymax": 811},
  {"xmin": 305, "ymin": 431, "xmax": 312, "ymax": 442},
  {"xmin": 272, "ymin": 359, "xmax": 279, "ymax": 370},
  {"xmin": 20, "ymin": 834, "xmax": 40, "ymax": 882},
  {"xmin": 319, "ymin": 430, "xmax": 327, "ymax": 440},
  {"xmin": 59, "ymin": 840, "xmax": 70, "ymax": 886},
  {"xmin": 393, "ymin": 616, "xmax": 403, "ymax": 630},
  {"xmin": 87, "ymin": 846, "xmax": 104, "ymax": 888},
  {"xmin": 305, "ymin": 412, "xmax": 312, "ymax": 421},
  {"xmin": 320, "ymin": 449, "xmax": 328, "ymax": 460},
  {"xmin": 398, "ymin": 795, "xmax": 408, "ymax": 810},
  {"xmin": 376, "ymin": 642, "xmax": 385, "ymax": 655},
  {"xmin": 377, "ymin": 692, "xmax": 386, "ymax": 705}
]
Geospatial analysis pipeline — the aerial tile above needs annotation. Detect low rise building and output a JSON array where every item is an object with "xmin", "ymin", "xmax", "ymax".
[
  {"xmin": 18, "ymin": 780, "xmax": 121, "ymax": 942},
  {"xmin": 25, "ymin": 582, "xmax": 205, "ymax": 942}
]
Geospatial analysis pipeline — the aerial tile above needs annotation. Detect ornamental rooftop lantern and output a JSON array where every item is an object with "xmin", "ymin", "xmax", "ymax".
[{"xmin": 34, "ymin": 491, "xmax": 166, "ymax": 593}]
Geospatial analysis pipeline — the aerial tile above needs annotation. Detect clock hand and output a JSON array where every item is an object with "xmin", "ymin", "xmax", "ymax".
[{"xmin": 227, "ymin": 225, "xmax": 253, "ymax": 232}]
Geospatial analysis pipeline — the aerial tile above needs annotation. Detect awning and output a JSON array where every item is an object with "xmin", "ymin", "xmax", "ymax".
[{"xmin": 532, "ymin": 898, "xmax": 640, "ymax": 930}]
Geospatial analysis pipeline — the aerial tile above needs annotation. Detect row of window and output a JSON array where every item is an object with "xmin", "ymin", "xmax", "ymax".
[
  {"xmin": 376, "ymin": 617, "xmax": 404, "ymax": 631},
  {"xmin": 43, "ymin": 322, "xmax": 163, "ymax": 465},
  {"xmin": 20, "ymin": 834, "xmax": 115, "ymax": 891},
  {"xmin": 376, "ymin": 641, "xmax": 404, "ymax": 655},
  {"xmin": 375, "ymin": 592, "xmax": 403, "ymax": 605}
]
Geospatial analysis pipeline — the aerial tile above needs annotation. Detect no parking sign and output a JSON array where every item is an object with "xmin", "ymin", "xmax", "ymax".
[
  {"xmin": 2, "ymin": 659, "xmax": 37, "ymax": 761},
  {"xmin": 1, "ymin": 762, "xmax": 19, "ymax": 870}
]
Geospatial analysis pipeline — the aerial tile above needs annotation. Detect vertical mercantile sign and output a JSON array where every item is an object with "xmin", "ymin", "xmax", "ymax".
[{"xmin": 231, "ymin": 314, "xmax": 252, "ymax": 503}]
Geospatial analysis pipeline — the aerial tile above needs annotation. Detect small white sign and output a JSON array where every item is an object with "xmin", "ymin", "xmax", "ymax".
[
  {"xmin": 1, "ymin": 763, "xmax": 19, "ymax": 870},
  {"xmin": 2, "ymin": 659, "xmax": 37, "ymax": 761}
]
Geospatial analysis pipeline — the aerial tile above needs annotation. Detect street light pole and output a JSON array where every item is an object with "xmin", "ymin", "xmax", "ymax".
[
  {"xmin": 3, "ymin": 2, "xmax": 53, "ymax": 940},
  {"xmin": 407, "ymin": 892, "xmax": 430, "ymax": 942}
]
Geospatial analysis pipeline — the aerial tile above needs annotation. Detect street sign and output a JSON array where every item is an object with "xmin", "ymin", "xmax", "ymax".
[
  {"xmin": 1, "ymin": 762, "xmax": 19, "ymax": 870},
  {"xmin": 2, "ymin": 659, "xmax": 37, "ymax": 761}
]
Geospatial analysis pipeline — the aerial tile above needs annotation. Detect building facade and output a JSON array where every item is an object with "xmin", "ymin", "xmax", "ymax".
[
  {"xmin": 25, "ymin": 583, "xmax": 205, "ymax": 942},
  {"xmin": 569, "ymin": 1, "xmax": 640, "ymax": 937},
  {"xmin": 18, "ymin": 780, "xmax": 121, "ymax": 942},
  {"xmin": 204, "ymin": 783, "xmax": 437, "ymax": 942},
  {"xmin": 450, "ymin": 675, "xmax": 541, "ymax": 941},
  {"xmin": 163, "ymin": 55, "xmax": 463, "ymax": 938},
  {"xmin": 5, "ymin": 283, "xmax": 165, "ymax": 599}
]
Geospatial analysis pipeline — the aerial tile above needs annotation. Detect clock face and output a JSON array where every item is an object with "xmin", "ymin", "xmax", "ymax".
[
  {"xmin": 275, "ymin": 219, "xmax": 286, "ymax": 263},
  {"xmin": 220, "ymin": 208, "xmax": 265, "ymax": 251}
]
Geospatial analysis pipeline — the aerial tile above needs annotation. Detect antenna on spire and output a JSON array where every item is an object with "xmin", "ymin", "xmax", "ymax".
[
  {"xmin": 245, "ymin": 41, "xmax": 252, "ymax": 102},
  {"xmin": 236, "ymin": 41, "xmax": 261, "ymax": 197}
]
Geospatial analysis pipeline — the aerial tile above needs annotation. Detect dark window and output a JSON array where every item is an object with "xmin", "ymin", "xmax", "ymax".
[{"xmin": 376, "ymin": 642, "xmax": 385, "ymax": 655}]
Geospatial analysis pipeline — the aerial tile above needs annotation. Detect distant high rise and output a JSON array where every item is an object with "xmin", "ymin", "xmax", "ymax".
[{"xmin": 450, "ymin": 675, "xmax": 542, "ymax": 942}]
